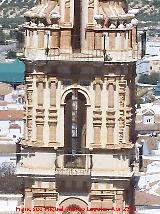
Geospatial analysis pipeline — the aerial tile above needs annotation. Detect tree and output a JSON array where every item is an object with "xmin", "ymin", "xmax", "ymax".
[
  {"xmin": 138, "ymin": 72, "xmax": 160, "ymax": 85},
  {"xmin": 0, "ymin": 162, "xmax": 24, "ymax": 194},
  {"xmin": 138, "ymin": 74, "xmax": 149, "ymax": 84},
  {"xmin": 149, "ymin": 72, "xmax": 160, "ymax": 85},
  {"xmin": 0, "ymin": 31, "xmax": 6, "ymax": 44},
  {"xmin": 7, "ymin": 50, "xmax": 17, "ymax": 59}
]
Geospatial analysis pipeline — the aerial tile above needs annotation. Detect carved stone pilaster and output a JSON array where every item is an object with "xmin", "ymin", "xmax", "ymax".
[
  {"xmin": 27, "ymin": 119, "xmax": 32, "ymax": 142},
  {"xmin": 26, "ymin": 89, "xmax": 33, "ymax": 106},
  {"xmin": 48, "ymin": 77, "xmax": 58, "ymax": 107},
  {"xmin": 106, "ymin": 78, "xmax": 116, "ymax": 146},
  {"xmin": 64, "ymin": 0, "xmax": 71, "ymax": 24},
  {"xmin": 36, "ymin": 75, "xmax": 45, "ymax": 107},
  {"xmin": 27, "ymin": 106, "xmax": 33, "ymax": 120},
  {"xmin": 36, "ymin": 108, "xmax": 45, "ymax": 122},
  {"xmin": 118, "ymin": 80, "xmax": 126, "ymax": 144},
  {"xmin": 48, "ymin": 108, "xmax": 58, "ymax": 145},
  {"xmin": 35, "ymin": 108, "xmax": 45, "ymax": 144},
  {"xmin": 88, "ymin": 0, "xmax": 94, "ymax": 27},
  {"xmin": 126, "ymin": 85, "xmax": 131, "ymax": 107},
  {"xmin": 93, "ymin": 110, "xmax": 102, "ymax": 146},
  {"xmin": 125, "ymin": 107, "xmax": 132, "ymax": 144},
  {"xmin": 35, "ymin": 122, "xmax": 44, "ymax": 145},
  {"xmin": 93, "ymin": 78, "xmax": 103, "ymax": 108},
  {"xmin": 106, "ymin": 82, "xmax": 116, "ymax": 109},
  {"xmin": 26, "ymin": 75, "xmax": 33, "ymax": 89},
  {"xmin": 106, "ymin": 109, "xmax": 115, "ymax": 145}
]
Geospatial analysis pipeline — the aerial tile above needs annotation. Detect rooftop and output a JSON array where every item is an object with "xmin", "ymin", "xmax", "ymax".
[{"xmin": 0, "ymin": 110, "xmax": 24, "ymax": 121}]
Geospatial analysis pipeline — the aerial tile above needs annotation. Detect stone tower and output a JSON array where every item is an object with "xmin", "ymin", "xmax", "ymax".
[{"xmin": 17, "ymin": 0, "xmax": 138, "ymax": 213}]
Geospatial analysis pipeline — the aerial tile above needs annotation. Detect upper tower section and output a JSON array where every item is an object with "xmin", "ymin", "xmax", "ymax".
[{"xmin": 23, "ymin": 0, "xmax": 138, "ymax": 62}]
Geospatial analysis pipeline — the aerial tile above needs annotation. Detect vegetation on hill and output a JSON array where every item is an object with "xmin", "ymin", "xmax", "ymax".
[{"xmin": 128, "ymin": 0, "xmax": 160, "ymax": 28}]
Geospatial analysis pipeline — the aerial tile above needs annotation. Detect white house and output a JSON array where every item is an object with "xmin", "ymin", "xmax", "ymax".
[{"xmin": 136, "ymin": 99, "xmax": 160, "ymax": 134}]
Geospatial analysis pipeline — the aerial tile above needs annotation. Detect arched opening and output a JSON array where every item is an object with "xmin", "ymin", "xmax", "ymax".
[
  {"xmin": 60, "ymin": 197, "xmax": 87, "ymax": 214},
  {"xmin": 62, "ymin": 204, "xmax": 85, "ymax": 214},
  {"xmin": 64, "ymin": 90, "xmax": 86, "ymax": 167}
]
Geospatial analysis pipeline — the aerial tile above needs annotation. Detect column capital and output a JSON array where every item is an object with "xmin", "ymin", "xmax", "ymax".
[
  {"xmin": 93, "ymin": 77, "xmax": 103, "ymax": 88},
  {"xmin": 106, "ymin": 81, "xmax": 116, "ymax": 90},
  {"xmin": 48, "ymin": 77, "xmax": 58, "ymax": 84},
  {"xmin": 35, "ymin": 74, "xmax": 46, "ymax": 83}
]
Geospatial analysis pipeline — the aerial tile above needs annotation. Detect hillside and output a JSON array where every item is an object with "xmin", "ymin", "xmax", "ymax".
[
  {"xmin": 0, "ymin": 0, "xmax": 38, "ymax": 27},
  {"xmin": 0, "ymin": 0, "xmax": 159, "ymax": 28},
  {"xmin": 128, "ymin": 0, "xmax": 160, "ymax": 27}
]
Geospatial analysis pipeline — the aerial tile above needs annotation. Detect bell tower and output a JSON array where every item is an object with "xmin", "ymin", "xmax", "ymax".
[{"xmin": 17, "ymin": 0, "xmax": 138, "ymax": 213}]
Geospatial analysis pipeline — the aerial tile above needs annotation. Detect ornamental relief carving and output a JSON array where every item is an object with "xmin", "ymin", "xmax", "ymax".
[
  {"xmin": 26, "ymin": 76, "xmax": 33, "ymax": 83},
  {"xmin": 36, "ymin": 75, "xmax": 46, "ymax": 84},
  {"xmin": 27, "ymin": 120, "xmax": 32, "ymax": 129},
  {"xmin": 93, "ymin": 78, "xmax": 103, "ymax": 88},
  {"xmin": 119, "ymin": 94, "xmax": 125, "ymax": 106},
  {"xmin": 65, "ymin": 0, "xmax": 70, "ymax": 7},
  {"xmin": 106, "ymin": 79, "xmax": 116, "ymax": 87},
  {"xmin": 28, "ymin": 130, "xmax": 32, "ymax": 140},
  {"xmin": 26, "ymin": 84, "xmax": 33, "ymax": 90},
  {"xmin": 48, "ymin": 78, "xmax": 58, "ymax": 87},
  {"xmin": 27, "ymin": 92, "xmax": 32, "ymax": 105},
  {"xmin": 88, "ymin": 0, "xmax": 94, "ymax": 7}
]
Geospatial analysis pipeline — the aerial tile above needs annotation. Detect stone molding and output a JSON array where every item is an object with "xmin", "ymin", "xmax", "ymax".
[{"xmin": 93, "ymin": 110, "xmax": 102, "ymax": 126}]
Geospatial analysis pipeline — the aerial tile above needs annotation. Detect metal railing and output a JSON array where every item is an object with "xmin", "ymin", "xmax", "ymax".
[
  {"xmin": 55, "ymin": 152, "xmax": 92, "ymax": 176},
  {"xmin": 20, "ymin": 34, "xmax": 139, "ymax": 62}
]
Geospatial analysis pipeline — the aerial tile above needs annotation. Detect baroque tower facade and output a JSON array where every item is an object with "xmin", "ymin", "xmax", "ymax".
[{"xmin": 17, "ymin": 0, "xmax": 138, "ymax": 213}]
